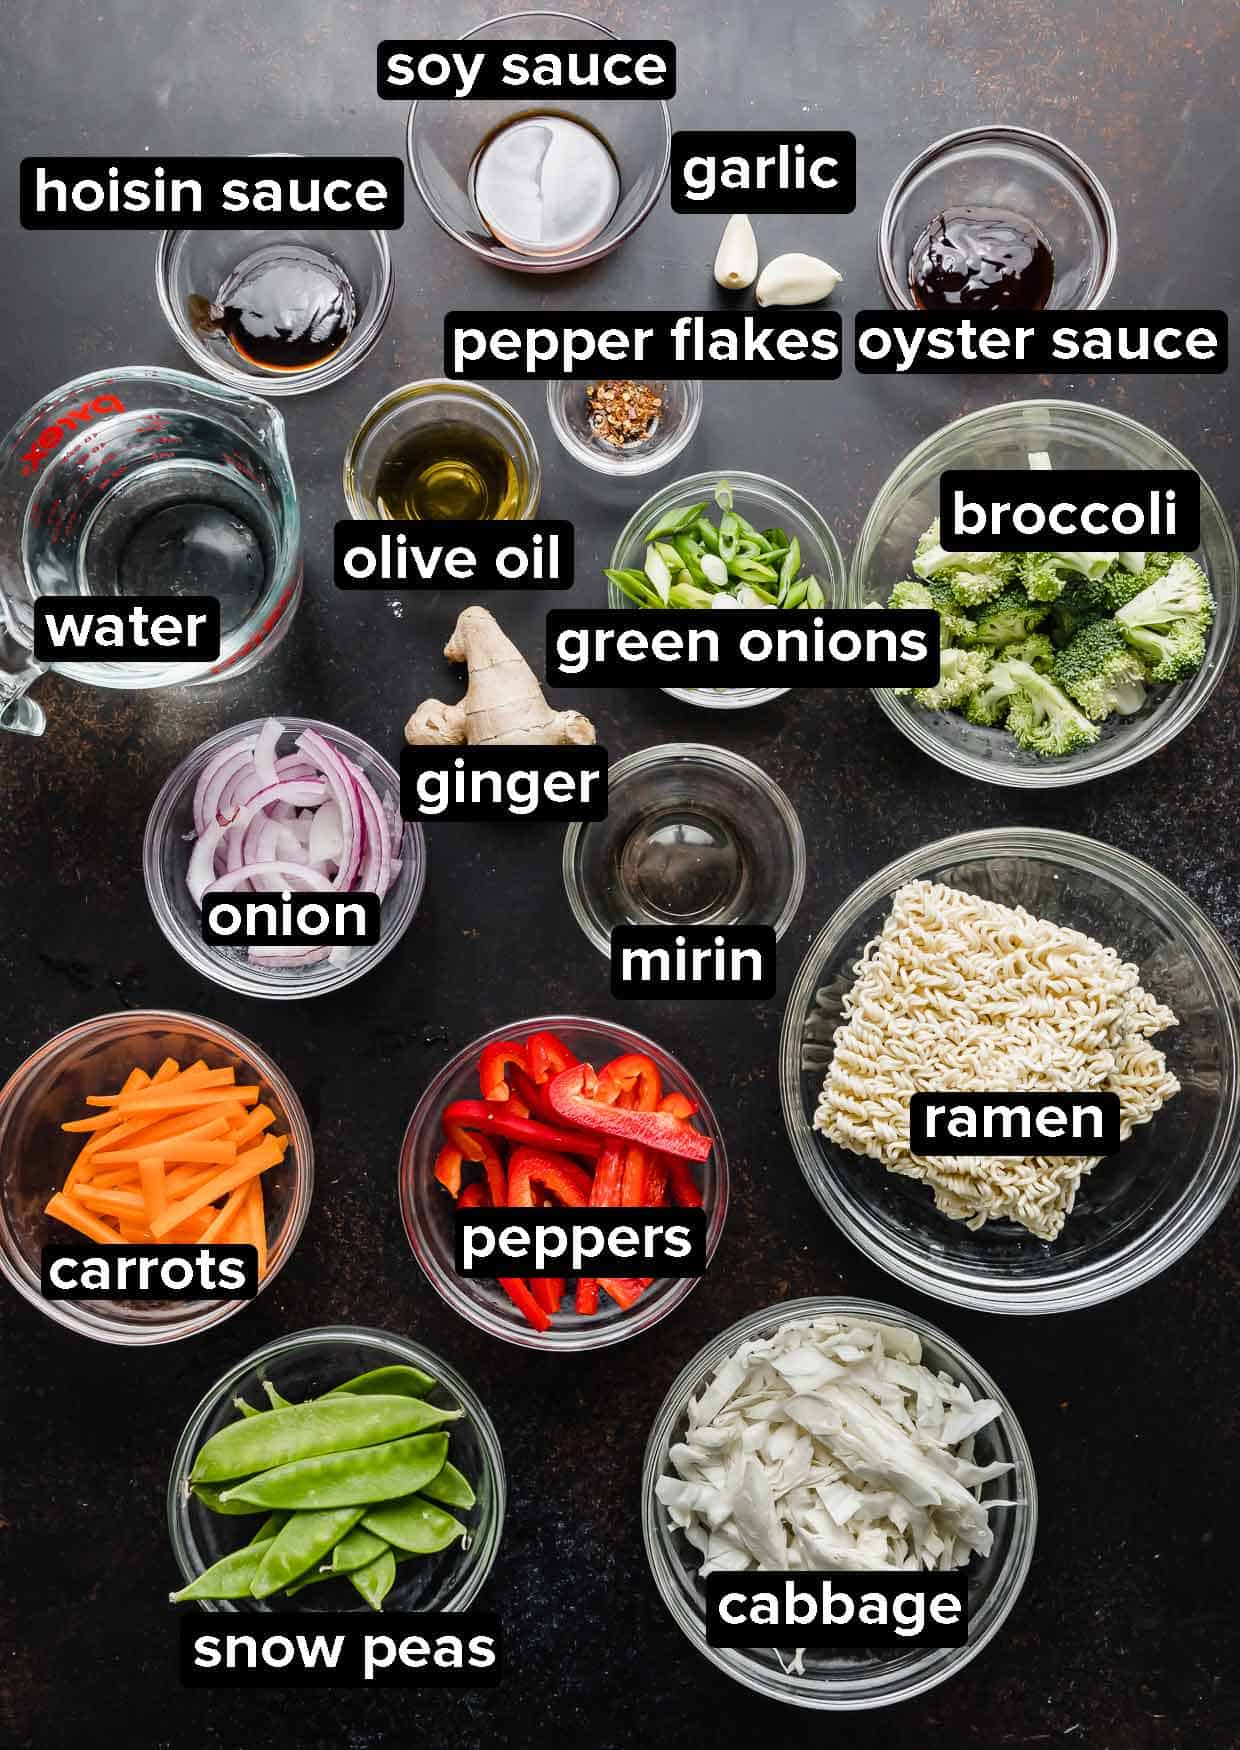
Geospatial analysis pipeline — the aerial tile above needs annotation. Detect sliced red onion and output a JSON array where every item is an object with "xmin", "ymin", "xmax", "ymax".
[
  {"xmin": 206, "ymin": 861, "xmax": 335, "ymax": 894},
  {"xmin": 296, "ymin": 728, "xmax": 362, "ymax": 892},
  {"xmin": 186, "ymin": 722, "xmax": 401, "ymax": 975},
  {"xmin": 253, "ymin": 717, "xmax": 282, "ymax": 793},
  {"xmin": 193, "ymin": 737, "xmax": 258, "ymax": 836}
]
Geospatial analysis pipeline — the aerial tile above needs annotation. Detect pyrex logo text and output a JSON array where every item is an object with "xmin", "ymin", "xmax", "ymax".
[{"xmin": 20, "ymin": 394, "xmax": 126, "ymax": 475}]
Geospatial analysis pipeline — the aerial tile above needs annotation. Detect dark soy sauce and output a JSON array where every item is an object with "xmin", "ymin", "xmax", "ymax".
[
  {"xmin": 908, "ymin": 206, "xmax": 1055, "ymax": 311},
  {"xmin": 189, "ymin": 244, "xmax": 356, "ymax": 372}
]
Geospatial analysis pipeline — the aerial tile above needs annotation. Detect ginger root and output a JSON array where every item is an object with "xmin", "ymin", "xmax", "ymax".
[{"xmin": 404, "ymin": 606, "xmax": 596, "ymax": 748}]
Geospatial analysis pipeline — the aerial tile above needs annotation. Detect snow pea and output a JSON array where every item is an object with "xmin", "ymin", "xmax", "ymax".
[
  {"xmin": 221, "ymin": 1432, "xmax": 451, "ymax": 1510},
  {"xmin": 249, "ymin": 1511, "xmax": 290, "ymax": 1545},
  {"xmin": 326, "ymin": 1527, "xmax": 391, "ymax": 1574},
  {"xmin": 327, "ymin": 1365, "xmax": 434, "ymax": 1401},
  {"xmin": 191, "ymin": 1396, "xmax": 457, "ymax": 1484},
  {"xmin": 421, "ymin": 1460, "xmax": 477, "ymax": 1511},
  {"xmin": 262, "ymin": 1380, "xmax": 294, "ymax": 1410},
  {"xmin": 251, "ymin": 1506, "xmax": 365, "ymax": 1599},
  {"xmin": 233, "ymin": 1395, "xmax": 260, "ymax": 1418},
  {"xmin": 350, "ymin": 1548, "xmax": 397, "ymax": 1611},
  {"xmin": 169, "ymin": 1537, "xmax": 274, "ymax": 1603},
  {"xmin": 190, "ymin": 1482, "xmax": 264, "ymax": 1517},
  {"xmin": 362, "ymin": 1495, "xmax": 465, "ymax": 1556}
]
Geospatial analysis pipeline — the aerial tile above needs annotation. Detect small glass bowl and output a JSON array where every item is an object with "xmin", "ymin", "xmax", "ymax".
[
  {"xmin": 143, "ymin": 716, "xmax": 426, "ymax": 1001},
  {"xmin": 398, "ymin": 1015, "xmax": 728, "ymax": 1351},
  {"xmin": 167, "ymin": 1325, "xmax": 504, "ymax": 1612},
  {"xmin": 545, "ymin": 380, "xmax": 702, "ymax": 477},
  {"xmin": 643, "ymin": 1296, "xmax": 1037, "ymax": 1709},
  {"xmin": 608, "ymin": 469, "xmax": 846, "ymax": 710},
  {"xmin": 878, "ymin": 125, "xmax": 1116, "ymax": 311},
  {"xmin": 406, "ymin": 12, "xmax": 671, "ymax": 275},
  {"xmin": 342, "ymin": 380, "xmax": 541, "ymax": 520},
  {"xmin": 156, "ymin": 222, "xmax": 393, "ymax": 396},
  {"xmin": 563, "ymin": 744, "xmax": 806, "ymax": 955},
  {"xmin": 780, "ymin": 829, "xmax": 1240, "ymax": 1315},
  {"xmin": 851, "ymin": 398, "xmax": 1238, "ymax": 788},
  {"xmin": 0, "ymin": 1010, "xmax": 313, "ymax": 1345}
]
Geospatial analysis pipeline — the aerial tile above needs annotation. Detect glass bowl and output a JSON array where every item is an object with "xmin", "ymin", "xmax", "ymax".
[
  {"xmin": 608, "ymin": 470, "xmax": 846, "ymax": 710},
  {"xmin": 562, "ymin": 743, "xmax": 806, "ymax": 955},
  {"xmin": 398, "ymin": 1015, "xmax": 728, "ymax": 1351},
  {"xmin": 850, "ymin": 399, "xmax": 1238, "ymax": 787},
  {"xmin": 406, "ymin": 12, "xmax": 671, "ymax": 274},
  {"xmin": 143, "ymin": 716, "xmax": 426, "ymax": 1001},
  {"xmin": 878, "ymin": 125, "xmax": 1116, "ymax": 311},
  {"xmin": 642, "ymin": 1295, "xmax": 1037, "ymax": 1710},
  {"xmin": 545, "ymin": 379, "xmax": 703, "ymax": 477},
  {"xmin": 342, "ymin": 380, "xmax": 541, "ymax": 520},
  {"xmin": 167, "ymin": 1325, "xmax": 504, "ymax": 1612},
  {"xmin": 0, "ymin": 1010, "xmax": 313, "ymax": 1344},
  {"xmin": 780, "ymin": 829, "xmax": 1240, "ymax": 1315},
  {"xmin": 156, "ymin": 219, "xmax": 393, "ymax": 396}
]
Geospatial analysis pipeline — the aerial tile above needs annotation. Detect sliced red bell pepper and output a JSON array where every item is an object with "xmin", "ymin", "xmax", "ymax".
[
  {"xmin": 575, "ymin": 1276, "xmax": 600, "ymax": 1315},
  {"xmin": 644, "ymin": 1157, "xmax": 669, "ymax": 1205},
  {"xmin": 597, "ymin": 1052, "xmax": 661, "ymax": 1110},
  {"xmin": 442, "ymin": 1118, "xmax": 508, "ymax": 1206},
  {"xmin": 621, "ymin": 1144, "xmax": 648, "ymax": 1205},
  {"xmin": 526, "ymin": 1030, "xmax": 579, "ymax": 1084},
  {"xmin": 506, "ymin": 1147, "xmax": 592, "ymax": 1208},
  {"xmin": 442, "ymin": 1098, "xmax": 603, "ymax": 1161},
  {"xmin": 531, "ymin": 1276, "xmax": 566, "ymax": 1315},
  {"xmin": 589, "ymin": 1144, "xmax": 625, "ymax": 1207},
  {"xmin": 546, "ymin": 1065, "xmax": 712, "ymax": 1163},
  {"xmin": 457, "ymin": 1180, "xmax": 490, "ymax": 1209},
  {"xmin": 499, "ymin": 1277, "xmax": 551, "ymax": 1332},
  {"xmin": 598, "ymin": 1275, "xmax": 650, "ymax": 1311},
  {"xmin": 433, "ymin": 1144, "xmax": 463, "ymax": 1198},
  {"xmin": 478, "ymin": 1039, "xmax": 529, "ymax": 1104},
  {"xmin": 510, "ymin": 1067, "xmax": 558, "ymax": 1123},
  {"xmin": 659, "ymin": 1091, "xmax": 699, "ymax": 1121},
  {"xmin": 665, "ymin": 1156, "xmax": 703, "ymax": 1208}
]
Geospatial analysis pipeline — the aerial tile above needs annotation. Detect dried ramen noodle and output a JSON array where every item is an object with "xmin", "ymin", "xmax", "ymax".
[{"xmin": 814, "ymin": 881, "xmax": 1180, "ymax": 1240}]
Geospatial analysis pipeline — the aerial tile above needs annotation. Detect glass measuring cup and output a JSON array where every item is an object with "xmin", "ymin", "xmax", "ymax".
[{"xmin": 0, "ymin": 367, "xmax": 302, "ymax": 735}]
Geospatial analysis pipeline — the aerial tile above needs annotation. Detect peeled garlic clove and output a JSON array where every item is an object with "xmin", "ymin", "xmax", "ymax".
[
  {"xmin": 713, "ymin": 214, "xmax": 759, "ymax": 290},
  {"xmin": 754, "ymin": 253, "xmax": 843, "ymax": 307}
]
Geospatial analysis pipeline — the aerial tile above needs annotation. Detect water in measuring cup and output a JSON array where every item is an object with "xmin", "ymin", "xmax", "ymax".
[{"xmin": 23, "ymin": 408, "xmax": 278, "ymax": 636}]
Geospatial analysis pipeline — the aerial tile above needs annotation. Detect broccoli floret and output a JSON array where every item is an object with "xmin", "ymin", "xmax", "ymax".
[
  {"xmin": 888, "ymin": 578, "xmax": 976, "ymax": 647},
  {"xmin": 1053, "ymin": 620, "xmax": 1149, "ymax": 720},
  {"xmin": 1072, "ymin": 552, "xmax": 1180, "ymax": 617},
  {"xmin": 1006, "ymin": 631, "xmax": 1056, "ymax": 673},
  {"xmin": 963, "ymin": 659, "xmax": 1022, "ymax": 726},
  {"xmin": 908, "ymin": 647, "xmax": 991, "ymax": 712},
  {"xmin": 1115, "ymin": 556, "xmax": 1214, "ymax": 682},
  {"xmin": 1019, "ymin": 550, "xmax": 1120, "ymax": 603},
  {"xmin": 1049, "ymin": 587, "xmax": 1107, "ymax": 647},
  {"xmin": 911, "ymin": 520, "xmax": 1016, "ymax": 605},
  {"xmin": 970, "ymin": 587, "xmax": 1051, "ymax": 649},
  {"xmin": 1003, "ymin": 660, "xmax": 1101, "ymax": 757}
]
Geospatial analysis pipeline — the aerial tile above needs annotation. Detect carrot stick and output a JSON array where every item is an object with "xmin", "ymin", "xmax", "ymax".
[
  {"xmin": 229, "ymin": 1104, "xmax": 276, "ymax": 1147},
  {"xmin": 87, "ymin": 1164, "xmax": 141, "ymax": 1189},
  {"xmin": 92, "ymin": 1110, "xmax": 234, "ymax": 1158},
  {"xmin": 117, "ymin": 1219, "xmax": 153, "ymax": 1242},
  {"xmin": 86, "ymin": 1082, "xmax": 256, "ymax": 1113},
  {"xmin": 158, "ymin": 1207, "xmax": 218, "ymax": 1242},
  {"xmin": 45, "ymin": 1193, "xmax": 122, "ymax": 1245},
  {"xmin": 245, "ymin": 1178, "xmax": 268, "ymax": 1278},
  {"xmin": 102, "ymin": 1138, "xmax": 237, "ymax": 1166},
  {"xmin": 200, "ymin": 1182, "xmax": 252, "ymax": 1243},
  {"xmin": 76, "ymin": 1185, "xmax": 146, "ymax": 1216},
  {"xmin": 119, "ymin": 1067, "xmax": 151, "ymax": 1096},
  {"xmin": 62, "ymin": 1110, "xmax": 127, "ymax": 1135},
  {"xmin": 139, "ymin": 1159, "xmax": 167, "ymax": 1229},
  {"xmin": 149, "ymin": 1135, "xmax": 286, "ymax": 1237},
  {"xmin": 164, "ymin": 1162, "xmax": 224, "ymax": 1197},
  {"xmin": 152, "ymin": 1058, "xmax": 182, "ymax": 1084}
]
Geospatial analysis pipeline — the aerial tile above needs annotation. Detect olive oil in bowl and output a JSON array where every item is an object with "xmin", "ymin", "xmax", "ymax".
[{"xmin": 374, "ymin": 423, "xmax": 520, "ymax": 520}]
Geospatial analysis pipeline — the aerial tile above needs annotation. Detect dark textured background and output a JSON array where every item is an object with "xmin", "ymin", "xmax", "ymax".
[{"xmin": 2, "ymin": 1, "xmax": 1238, "ymax": 1746}]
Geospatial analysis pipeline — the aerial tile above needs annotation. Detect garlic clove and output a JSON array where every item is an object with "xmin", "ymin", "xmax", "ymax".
[
  {"xmin": 754, "ymin": 252, "xmax": 843, "ymax": 307},
  {"xmin": 713, "ymin": 213, "xmax": 759, "ymax": 290}
]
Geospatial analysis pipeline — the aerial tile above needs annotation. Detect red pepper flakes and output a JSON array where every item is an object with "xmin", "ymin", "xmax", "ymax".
[{"xmin": 586, "ymin": 379, "xmax": 663, "ymax": 448}]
